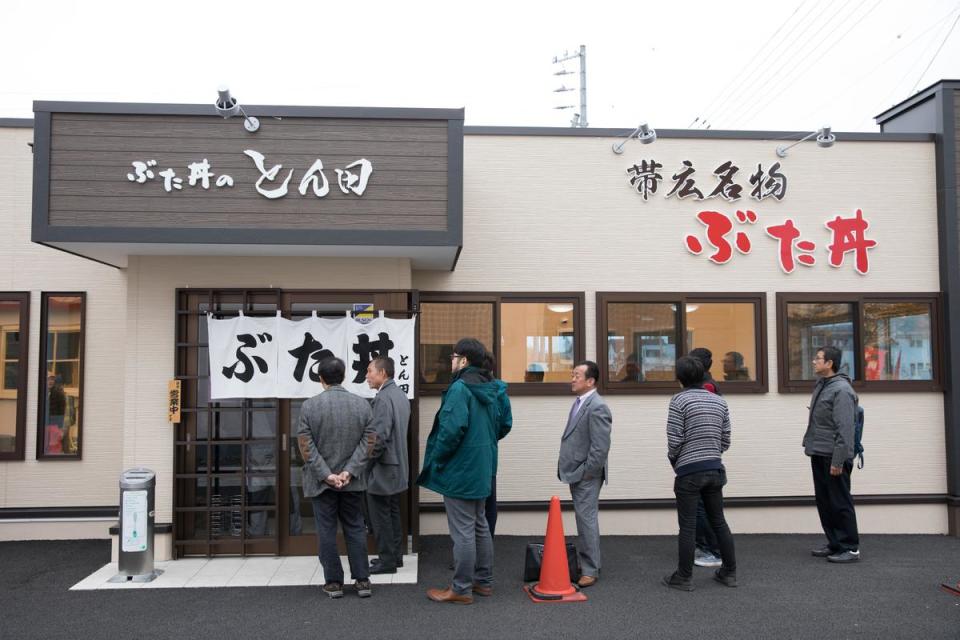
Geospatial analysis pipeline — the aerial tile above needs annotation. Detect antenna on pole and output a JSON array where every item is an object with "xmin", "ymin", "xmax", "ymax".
[{"xmin": 552, "ymin": 45, "xmax": 587, "ymax": 127}]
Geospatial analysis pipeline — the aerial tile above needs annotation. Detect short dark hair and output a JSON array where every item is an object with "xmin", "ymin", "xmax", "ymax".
[
  {"xmin": 576, "ymin": 360, "xmax": 600, "ymax": 385},
  {"xmin": 689, "ymin": 347, "xmax": 713, "ymax": 371},
  {"xmin": 725, "ymin": 351, "xmax": 744, "ymax": 367},
  {"xmin": 453, "ymin": 338, "xmax": 488, "ymax": 367},
  {"xmin": 318, "ymin": 357, "xmax": 346, "ymax": 385},
  {"xmin": 818, "ymin": 346, "xmax": 842, "ymax": 374},
  {"xmin": 676, "ymin": 355, "xmax": 705, "ymax": 388},
  {"xmin": 371, "ymin": 356, "xmax": 394, "ymax": 379},
  {"xmin": 482, "ymin": 350, "xmax": 496, "ymax": 374}
]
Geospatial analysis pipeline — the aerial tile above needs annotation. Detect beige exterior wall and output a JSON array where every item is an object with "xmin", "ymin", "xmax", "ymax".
[
  {"xmin": 414, "ymin": 134, "xmax": 947, "ymax": 533},
  {"xmin": 123, "ymin": 255, "xmax": 412, "ymax": 523},
  {"xmin": 0, "ymin": 128, "xmax": 127, "ymax": 527}
]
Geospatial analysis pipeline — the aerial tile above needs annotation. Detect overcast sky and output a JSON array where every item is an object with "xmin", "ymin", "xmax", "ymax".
[{"xmin": 2, "ymin": 0, "xmax": 959, "ymax": 131}]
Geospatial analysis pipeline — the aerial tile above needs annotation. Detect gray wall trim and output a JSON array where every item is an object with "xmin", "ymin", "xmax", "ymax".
[
  {"xmin": 0, "ymin": 506, "xmax": 117, "ymax": 519},
  {"xmin": 936, "ymin": 87, "xmax": 960, "ymax": 502},
  {"xmin": 0, "ymin": 118, "xmax": 33, "ymax": 128},
  {"xmin": 33, "ymin": 100, "xmax": 465, "ymax": 121},
  {"xmin": 36, "ymin": 226, "xmax": 457, "ymax": 247},
  {"xmin": 463, "ymin": 126, "xmax": 934, "ymax": 142},
  {"xmin": 419, "ymin": 493, "xmax": 951, "ymax": 512},
  {"xmin": 876, "ymin": 79, "xmax": 960, "ymax": 124}
]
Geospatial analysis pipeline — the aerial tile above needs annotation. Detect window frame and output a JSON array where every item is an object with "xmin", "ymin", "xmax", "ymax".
[
  {"xmin": 418, "ymin": 292, "xmax": 585, "ymax": 396},
  {"xmin": 36, "ymin": 292, "xmax": 86, "ymax": 460},
  {"xmin": 775, "ymin": 292, "xmax": 943, "ymax": 393},
  {"xmin": 597, "ymin": 292, "xmax": 768, "ymax": 395},
  {"xmin": 0, "ymin": 293, "xmax": 29, "ymax": 461}
]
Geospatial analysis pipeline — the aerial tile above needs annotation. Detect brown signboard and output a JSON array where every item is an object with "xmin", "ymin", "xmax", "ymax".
[{"xmin": 31, "ymin": 103, "xmax": 464, "ymax": 269}]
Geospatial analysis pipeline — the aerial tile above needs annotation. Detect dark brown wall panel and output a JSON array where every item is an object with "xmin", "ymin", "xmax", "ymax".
[{"xmin": 46, "ymin": 113, "xmax": 449, "ymax": 233}]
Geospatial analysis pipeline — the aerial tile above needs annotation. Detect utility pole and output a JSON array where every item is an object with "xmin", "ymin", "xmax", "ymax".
[{"xmin": 552, "ymin": 45, "xmax": 587, "ymax": 128}]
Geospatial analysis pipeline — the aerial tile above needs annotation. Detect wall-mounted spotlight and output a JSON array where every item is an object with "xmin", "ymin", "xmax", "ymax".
[
  {"xmin": 612, "ymin": 123, "xmax": 656, "ymax": 154},
  {"xmin": 775, "ymin": 126, "xmax": 835, "ymax": 158},
  {"xmin": 214, "ymin": 86, "xmax": 260, "ymax": 133}
]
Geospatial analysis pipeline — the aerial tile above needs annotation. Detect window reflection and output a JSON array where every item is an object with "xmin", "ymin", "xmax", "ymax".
[
  {"xmin": 786, "ymin": 303, "xmax": 855, "ymax": 380},
  {"xmin": 501, "ymin": 302, "xmax": 575, "ymax": 383},
  {"xmin": 0, "ymin": 299, "xmax": 24, "ymax": 455},
  {"xmin": 40, "ymin": 295, "xmax": 83, "ymax": 456},
  {"xmin": 606, "ymin": 303, "xmax": 678, "ymax": 382},
  {"xmin": 419, "ymin": 303, "xmax": 494, "ymax": 384},
  {"xmin": 863, "ymin": 302, "xmax": 933, "ymax": 380}
]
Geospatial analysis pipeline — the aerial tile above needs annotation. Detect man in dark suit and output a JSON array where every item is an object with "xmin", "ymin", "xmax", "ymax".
[
  {"xmin": 558, "ymin": 360, "xmax": 613, "ymax": 588},
  {"xmin": 297, "ymin": 357, "xmax": 375, "ymax": 599},
  {"xmin": 364, "ymin": 356, "xmax": 411, "ymax": 575}
]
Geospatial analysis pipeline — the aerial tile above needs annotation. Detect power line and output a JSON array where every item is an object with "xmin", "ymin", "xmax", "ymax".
[
  {"xmin": 687, "ymin": 0, "xmax": 807, "ymax": 128},
  {"xmin": 908, "ymin": 7, "xmax": 960, "ymax": 94},
  {"xmin": 729, "ymin": 0, "xmax": 880, "ymax": 130},
  {"xmin": 795, "ymin": 4, "xmax": 960, "ymax": 126},
  {"xmin": 705, "ymin": 0, "xmax": 837, "ymax": 128}
]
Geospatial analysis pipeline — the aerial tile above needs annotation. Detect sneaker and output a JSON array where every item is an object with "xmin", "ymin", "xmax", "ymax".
[
  {"xmin": 322, "ymin": 582, "xmax": 344, "ymax": 599},
  {"xmin": 811, "ymin": 544, "xmax": 834, "ymax": 558},
  {"xmin": 827, "ymin": 549, "xmax": 860, "ymax": 563},
  {"xmin": 712, "ymin": 569, "xmax": 738, "ymax": 588},
  {"xmin": 661, "ymin": 572, "xmax": 694, "ymax": 592},
  {"xmin": 355, "ymin": 579, "xmax": 372, "ymax": 598},
  {"xmin": 694, "ymin": 548, "xmax": 723, "ymax": 568}
]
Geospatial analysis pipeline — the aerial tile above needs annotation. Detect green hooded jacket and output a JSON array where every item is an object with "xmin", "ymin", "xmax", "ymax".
[{"xmin": 416, "ymin": 366, "xmax": 512, "ymax": 500}]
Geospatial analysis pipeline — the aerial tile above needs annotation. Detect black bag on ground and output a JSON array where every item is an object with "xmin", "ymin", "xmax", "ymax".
[{"xmin": 523, "ymin": 542, "xmax": 581, "ymax": 582}]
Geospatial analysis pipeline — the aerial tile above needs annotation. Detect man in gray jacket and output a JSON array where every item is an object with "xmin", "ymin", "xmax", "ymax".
[
  {"xmin": 803, "ymin": 345, "xmax": 860, "ymax": 563},
  {"xmin": 297, "ymin": 357, "xmax": 375, "ymax": 598},
  {"xmin": 364, "ymin": 356, "xmax": 410, "ymax": 575},
  {"xmin": 558, "ymin": 360, "xmax": 612, "ymax": 587}
]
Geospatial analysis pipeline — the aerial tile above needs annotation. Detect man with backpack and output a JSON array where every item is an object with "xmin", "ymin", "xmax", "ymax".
[{"xmin": 803, "ymin": 346, "xmax": 860, "ymax": 563}]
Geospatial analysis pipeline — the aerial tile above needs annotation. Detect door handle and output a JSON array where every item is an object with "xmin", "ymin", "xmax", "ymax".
[{"xmin": 282, "ymin": 433, "xmax": 287, "ymax": 452}]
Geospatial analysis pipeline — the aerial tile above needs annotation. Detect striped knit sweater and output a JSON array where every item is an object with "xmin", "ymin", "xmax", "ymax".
[{"xmin": 666, "ymin": 388, "xmax": 731, "ymax": 477}]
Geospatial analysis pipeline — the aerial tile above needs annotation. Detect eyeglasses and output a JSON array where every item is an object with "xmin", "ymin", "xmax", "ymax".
[
  {"xmin": 450, "ymin": 353, "xmax": 463, "ymax": 360},
  {"xmin": 812, "ymin": 357, "xmax": 825, "ymax": 362}
]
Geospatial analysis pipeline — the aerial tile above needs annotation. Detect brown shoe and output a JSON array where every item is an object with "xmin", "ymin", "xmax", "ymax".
[
  {"xmin": 426, "ymin": 586, "xmax": 474, "ymax": 604},
  {"xmin": 472, "ymin": 584, "xmax": 493, "ymax": 597},
  {"xmin": 577, "ymin": 575, "xmax": 598, "ymax": 588}
]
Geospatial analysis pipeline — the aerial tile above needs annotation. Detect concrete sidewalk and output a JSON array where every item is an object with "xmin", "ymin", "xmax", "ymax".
[{"xmin": 2, "ymin": 534, "xmax": 958, "ymax": 639}]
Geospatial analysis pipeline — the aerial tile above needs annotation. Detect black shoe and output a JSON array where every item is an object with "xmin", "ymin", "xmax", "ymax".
[
  {"xmin": 322, "ymin": 582, "xmax": 344, "ymax": 599},
  {"xmin": 811, "ymin": 544, "xmax": 834, "ymax": 558},
  {"xmin": 827, "ymin": 549, "xmax": 860, "ymax": 563},
  {"xmin": 369, "ymin": 564, "xmax": 397, "ymax": 575},
  {"xmin": 712, "ymin": 569, "xmax": 738, "ymax": 588},
  {"xmin": 355, "ymin": 579, "xmax": 372, "ymax": 598},
  {"xmin": 662, "ymin": 572, "xmax": 694, "ymax": 592}
]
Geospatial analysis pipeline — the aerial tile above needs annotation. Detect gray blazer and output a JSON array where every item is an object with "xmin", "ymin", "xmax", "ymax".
[
  {"xmin": 558, "ymin": 392, "xmax": 612, "ymax": 484},
  {"xmin": 366, "ymin": 378, "xmax": 411, "ymax": 496},
  {"xmin": 296, "ymin": 385, "xmax": 373, "ymax": 498}
]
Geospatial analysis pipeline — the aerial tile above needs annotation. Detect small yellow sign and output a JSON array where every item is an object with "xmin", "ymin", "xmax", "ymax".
[{"xmin": 168, "ymin": 379, "xmax": 182, "ymax": 423}]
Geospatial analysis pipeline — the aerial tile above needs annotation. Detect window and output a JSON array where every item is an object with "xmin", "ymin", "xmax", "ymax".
[
  {"xmin": 0, "ymin": 293, "xmax": 29, "ymax": 460},
  {"xmin": 598, "ymin": 293, "xmax": 767, "ymax": 393},
  {"xmin": 37, "ymin": 293, "xmax": 85, "ymax": 458},
  {"xmin": 776, "ymin": 293, "xmax": 940, "ymax": 393},
  {"xmin": 418, "ymin": 293, "xmax": 584, "ymax": 394}
]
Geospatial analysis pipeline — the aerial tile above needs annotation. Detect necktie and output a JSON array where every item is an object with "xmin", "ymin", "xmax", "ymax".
[{"xmin": 569, "ymin": 396, "xmax": 582, "ymax": 423}]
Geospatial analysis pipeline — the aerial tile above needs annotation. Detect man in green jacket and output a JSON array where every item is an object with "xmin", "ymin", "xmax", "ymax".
[{"xmin": 418, "ymin": 338, "xmax": 512, "ymax": 604}]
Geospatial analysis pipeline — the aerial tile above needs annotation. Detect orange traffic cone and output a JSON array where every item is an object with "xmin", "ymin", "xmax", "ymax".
[{"xmin": 523, "ymin": 495, "xmax": 588, "ymax": 603}]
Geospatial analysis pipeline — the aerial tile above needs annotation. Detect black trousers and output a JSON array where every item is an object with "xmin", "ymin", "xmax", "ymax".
[
  {"xmin": 810, "ymin": 455, "xmax": 860, "ymax": 552},
  {"xmin": 367, "ymin": 492, "xmax": 403, "ymax": 569},
  {"xmin": 674, "ymin": 469, "xmax": 736, "ymax": 579},
  {"xmin": 311, "ymin": 491, "xmax": 369, "ymax": 584},
  {"xmin": 695, "ymin": 498, "xmax": 720, "ymax": 555},
  {"xmin": 484, "ymin": 475, "xmax": 498, "ymax": 536}
]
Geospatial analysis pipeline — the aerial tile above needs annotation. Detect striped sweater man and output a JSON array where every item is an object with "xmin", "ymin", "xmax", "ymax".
[{"xmin": 667, "ymin": 388, "xmax": 731, "ymax": 477}]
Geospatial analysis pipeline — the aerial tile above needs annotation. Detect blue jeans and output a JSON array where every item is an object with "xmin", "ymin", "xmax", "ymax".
[
  {"xmin": 674, "ymin": 469, "xmax": 736, "ymax": 579},
  {"xmin": 311, "ymin": 491, "xmax": 369, "ymax": 584}
]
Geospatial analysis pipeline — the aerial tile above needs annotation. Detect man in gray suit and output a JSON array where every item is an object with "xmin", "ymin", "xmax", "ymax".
[
  {"xmin": 297, "ymin": 357, "xmax": 375, "ymax": 599},
  {"xmin": 558, "ymin": 360, "xmax": 613, "ymax": 588},
  {"xmin": 364, "ymin": 356, "xmax": 411, "ymax": 575}
]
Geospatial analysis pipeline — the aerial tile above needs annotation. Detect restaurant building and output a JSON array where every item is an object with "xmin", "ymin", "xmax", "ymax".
[{"xmin": 0, "ymin": 79, "xmax": 958, "ymax": 559}]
